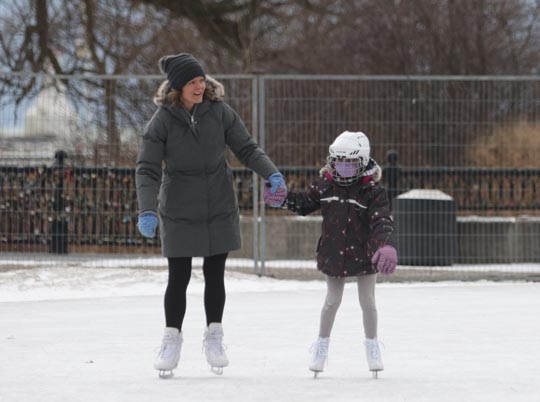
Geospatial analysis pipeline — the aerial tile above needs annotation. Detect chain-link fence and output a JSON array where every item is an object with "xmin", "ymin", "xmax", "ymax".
[{"xmin": 1, "ymin": 73, "xmax": 540, "ymax": 280}]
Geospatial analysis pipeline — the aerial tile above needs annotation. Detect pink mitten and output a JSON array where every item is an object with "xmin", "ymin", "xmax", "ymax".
[
  {"xmin": 263, "ymin": 181, "xmax": 287, "ymax": 207},
  {"xmin": 371, "ymin": 245, "xmax": 398, "ymax": 275}
]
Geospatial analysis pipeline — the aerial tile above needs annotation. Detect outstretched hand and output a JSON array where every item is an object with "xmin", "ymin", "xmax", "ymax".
[{"xmin": 372, "ymin": 245, "xmax": 398, "ymax": 275}]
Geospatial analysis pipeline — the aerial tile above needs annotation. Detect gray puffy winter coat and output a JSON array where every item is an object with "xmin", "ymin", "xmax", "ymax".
[{"xmin": 136, "ymin": 76, "xmax": 278, "ymax": 257}]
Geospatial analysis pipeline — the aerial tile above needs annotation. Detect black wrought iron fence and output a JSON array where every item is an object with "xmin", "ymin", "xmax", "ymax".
[
  {"xmin": 398, "ymin": 167, "xmax": 540, "ymax": 212},
  {"xmin": 0, "ymin": 162, "xmax": 254, "ymax": 253},
  {"xmin": 1, "ymin": 161, "xmax": 539, "ymax": 253}
]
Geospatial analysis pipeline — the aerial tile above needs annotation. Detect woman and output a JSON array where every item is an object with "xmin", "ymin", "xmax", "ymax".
[{"xmin": 135, "ymin": 53, "xmax": 286, "ymax": 377}]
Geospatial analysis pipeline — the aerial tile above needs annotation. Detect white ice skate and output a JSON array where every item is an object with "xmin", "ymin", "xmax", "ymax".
[
  {"xmin": 203, "ymin": 323, "xmax": 229, "ymax": 375},
  {"xmin": 154, "ymin": 327, "xmax": 182, "ymax": 378},
  {"xmin": 364, "ymin": 338, "xmax": 384, "ymax": 378},
  {"xmin": 309, "ymin": 337, "xmax": 329, "ymax": 378}
]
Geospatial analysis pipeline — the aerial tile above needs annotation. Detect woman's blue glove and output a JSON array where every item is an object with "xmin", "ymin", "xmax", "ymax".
[
  {"xmin": 264, "ymin": 172, "xmax": 288, "ymax": 208},
  {"xmin": 137, "ymin": 211, "xmax": 158, "ymax": 238},
  {"xmin": 268, "ymin": 172, "xmax": 287, "ymax": 194}
]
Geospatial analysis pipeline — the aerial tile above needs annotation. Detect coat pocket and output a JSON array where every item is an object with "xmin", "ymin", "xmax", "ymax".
[{"xmin": 159, "ymin": 176, "xmax": 205, "ymax": 221}]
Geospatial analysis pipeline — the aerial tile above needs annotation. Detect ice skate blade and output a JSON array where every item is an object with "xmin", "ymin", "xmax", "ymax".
[
  {"xmin": 310, "ymin": 369, "xmax": 322, "ymax": 379},
  {"xmin": 210, "ymin": 366, "xmax": 224, "ymax": 375},
  {"xmin": 158, "ymin": 370, "xmax": 174, "ymax": 379},
  {"xmin": 370, "ymin": 369, "xmax": 382, "ymax": 379}
]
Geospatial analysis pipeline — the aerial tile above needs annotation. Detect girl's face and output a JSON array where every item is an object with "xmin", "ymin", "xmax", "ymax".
[{"xmin": 181, "ymin": 76, "xmax": 206, "ymax": 111}]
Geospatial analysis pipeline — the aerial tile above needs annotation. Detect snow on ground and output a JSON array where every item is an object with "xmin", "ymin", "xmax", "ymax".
[
  {"xmin": 1, "ymin": 252, "xmax": 540, "ymax": 273},
  {"xmin": 1, "ymin": 263, "xmax": 540, "ymax": 402}
]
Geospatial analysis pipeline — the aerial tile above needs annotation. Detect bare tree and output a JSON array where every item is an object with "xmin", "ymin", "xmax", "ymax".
[
  {"xmin": 134, "ymin": 0, "xmax": 338, "ymax": 72},
  {"xmin": 339, "ymin": 0, "xmax": 540, "ymax": 75},
  {"xmin": 3, "ymin": 0, "xmax": 540, "ymax": 168},
  {"xmin": 4, "ymin": 0, "xmax": 540, "ymax": 76}
]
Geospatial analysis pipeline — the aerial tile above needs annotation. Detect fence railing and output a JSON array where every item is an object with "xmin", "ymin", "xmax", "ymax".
[{"xmin": 2, "ymin": 159, "xmax": 540, "ymax": 253}]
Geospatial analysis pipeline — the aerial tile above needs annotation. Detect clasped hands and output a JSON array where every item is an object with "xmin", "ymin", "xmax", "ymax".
[{"xmin": 263, "ymin": 172, "xmax": 288, "ymax": 208}]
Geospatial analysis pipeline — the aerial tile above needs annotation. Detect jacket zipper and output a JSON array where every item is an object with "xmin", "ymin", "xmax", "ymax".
[
  {"xmin": 189, "ymin": 104, "xmax": 198, "ymax": 136},
  {"xmin": 189, "ymin": 104, "xmax": 210, "ymax": 253}
]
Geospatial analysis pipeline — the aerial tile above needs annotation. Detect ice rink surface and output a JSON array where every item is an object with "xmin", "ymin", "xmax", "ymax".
[{"xmin": 1, "ymin": 266, "xmax": 539, "ymax": 402}]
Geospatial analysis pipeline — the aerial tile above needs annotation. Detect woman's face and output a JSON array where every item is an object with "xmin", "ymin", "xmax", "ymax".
[{"xmin": 181, "ymin": 76, "xmax": 206, "ymax": 111}]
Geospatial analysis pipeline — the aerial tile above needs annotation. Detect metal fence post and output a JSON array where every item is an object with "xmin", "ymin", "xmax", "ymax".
[
  {"xmin": 251, "ymin": 76, "xmax": 260, "ymax": 275},
  {"xmin": 50, "ymin": 150, "xmax": 68, "ymax": 254},
  {"xmin": 258, "ymin": 76, "xmax": 267, "ymax": 276},
  {"xmin": 383, "ymin": 150, "xmax": 401, "ymax": 209}
]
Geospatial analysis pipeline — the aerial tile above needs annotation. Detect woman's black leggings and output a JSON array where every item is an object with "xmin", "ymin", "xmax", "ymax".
[{"xmin": 164, "ymin": 253, "xmax": 227, "ymax": 331}]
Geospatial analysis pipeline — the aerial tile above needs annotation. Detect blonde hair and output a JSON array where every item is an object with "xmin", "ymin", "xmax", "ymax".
[
  {"xmin": 153, "ymin": 80, "xmax": 185, "ymax": 108},
  {"xmin": 166, "ymin": 88, "xmax": 184, "ymax": 108}
]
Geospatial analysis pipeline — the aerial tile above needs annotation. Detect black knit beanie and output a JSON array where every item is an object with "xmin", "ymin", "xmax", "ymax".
[{"xmin": 158, "ymin": 53, "xmax": 206, "ymax": 91}]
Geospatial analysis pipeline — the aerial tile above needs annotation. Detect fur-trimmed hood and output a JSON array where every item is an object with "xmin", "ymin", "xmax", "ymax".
[{"xmin": 153, "ymin": 75, "xmax": 225, "ymax": 106}]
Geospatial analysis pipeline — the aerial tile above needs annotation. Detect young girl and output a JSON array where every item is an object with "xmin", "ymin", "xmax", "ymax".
[{"xmin": 279, "ymin": 131, "xmax": 397, "ymax": 378}]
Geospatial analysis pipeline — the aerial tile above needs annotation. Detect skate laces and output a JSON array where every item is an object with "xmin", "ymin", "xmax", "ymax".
[
  {"xmin": 365, "ymin": 339, "xmax": 383, "ymax": 360},
  {"xmin": 310, "ymin": 338, "xmax": 329, "ymax": 361},
  {"xmin": 203, "ymin": 332, "xmax": 227, "ymax": 356},
  {"xmin": 157, "ymin": 343, "xmax": 178, "ymax": 360},
  {"xmin": 157, "ymin": 334, "xmax": 180, "ymax": 360}
]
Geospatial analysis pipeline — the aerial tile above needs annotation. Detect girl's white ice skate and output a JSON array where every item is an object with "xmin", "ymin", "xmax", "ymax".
[
  {"xmin": 309, "ymin": 337, "xmax": 329, "ymax": 378},
  {"xmin": 364, "ymin": 338, "xmax": 384, "ymax": 378},
  {"xmin": 154, "ymin": 327, "xmax": 182, "ymax": 378},
  {"xmin": 203, "ymin": 323, "xmax": 229, "ymax": 375}
]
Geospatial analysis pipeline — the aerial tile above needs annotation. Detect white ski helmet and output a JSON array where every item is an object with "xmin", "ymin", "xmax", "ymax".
[{"xmin": 327, "ymin": 131, "xmax": 371, "ymax": 185}]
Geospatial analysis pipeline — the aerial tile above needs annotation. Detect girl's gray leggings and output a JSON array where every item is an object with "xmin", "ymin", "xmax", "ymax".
[{"xmin": 318, "ymin": 274, "xmax": 378, "ymax": 339}]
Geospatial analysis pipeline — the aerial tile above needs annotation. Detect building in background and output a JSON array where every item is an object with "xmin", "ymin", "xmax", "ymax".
[{"xmin": 0, "ymin": 84, "xmax": 79, "ymax": 166}]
